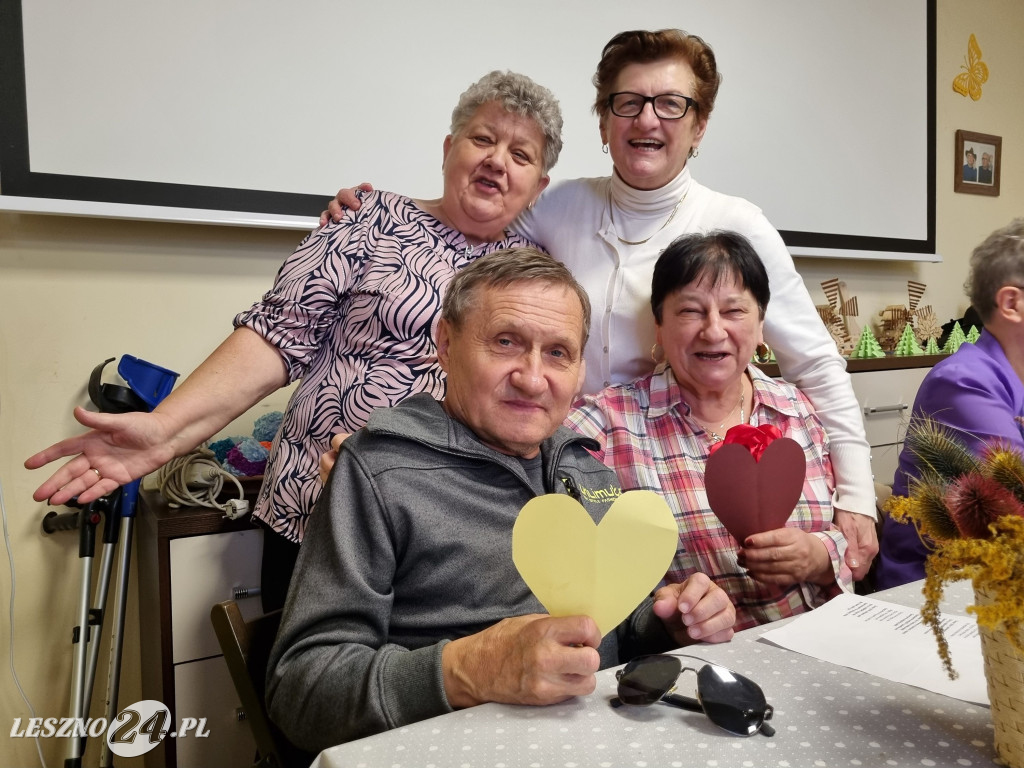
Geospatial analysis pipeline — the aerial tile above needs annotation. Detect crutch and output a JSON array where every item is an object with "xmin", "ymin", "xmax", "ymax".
[{"xmin": 42, "ymin": 355, "xmax": 178, "ymax": 767}]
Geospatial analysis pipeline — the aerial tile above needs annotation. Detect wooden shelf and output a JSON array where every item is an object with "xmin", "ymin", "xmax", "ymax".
[{"xmin": 756, "ymin": 353, "xmax": 947, "ymax": 379}]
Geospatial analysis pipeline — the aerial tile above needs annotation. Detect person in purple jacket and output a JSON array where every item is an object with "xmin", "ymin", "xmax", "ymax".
[{"xmin": 875, "ymin": 218, "xmax": 1024, "ymax": 589}]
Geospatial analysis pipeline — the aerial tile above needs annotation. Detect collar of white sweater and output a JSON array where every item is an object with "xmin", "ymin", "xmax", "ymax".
[
  {"xmin": 610, "ymin": 161, "xmax": 692, "ymax": 217},
  {"xmin": 608, "ymin": 166, "xmax": 693, "ymax": 244}
]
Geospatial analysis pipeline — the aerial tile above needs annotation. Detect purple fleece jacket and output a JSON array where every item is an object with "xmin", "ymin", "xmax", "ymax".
[{"xmin": 875, "ymin": 331, "xmax": 1024, "ymax": 589}]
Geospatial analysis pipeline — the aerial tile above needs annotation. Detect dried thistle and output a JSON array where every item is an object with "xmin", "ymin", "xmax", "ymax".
[
  {"xmin": 982, "ymin": 445, "xmax": 1024, "ymax": 502},
  {"xmin": 945, "ymin": 473, "xmax": 1024, "ymax": 539},
  {"xmin": 901, "ymin": 474, "xmax": 959, "ymax": 541},
  {"xmin": 919, "ymin": 516, "xmax": 1024, "ymax": 678},
  {"xmin": 903, "ymin": 417, "xmax": 981, "ymax": 479},
  {"xmin": 890, "ymin": 420, "xmax": 1024, "ymax": 679}
]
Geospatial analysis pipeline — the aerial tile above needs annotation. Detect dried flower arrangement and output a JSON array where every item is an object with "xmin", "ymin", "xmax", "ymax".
[{"xmin": 885, "ymin": 419, "xmax": 1024, "ymax": 678}]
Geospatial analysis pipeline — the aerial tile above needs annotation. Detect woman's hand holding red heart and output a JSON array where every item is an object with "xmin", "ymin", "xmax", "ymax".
[{"xmin": 737, "ymin": 528, "xmax": 834, "ymax": 587}]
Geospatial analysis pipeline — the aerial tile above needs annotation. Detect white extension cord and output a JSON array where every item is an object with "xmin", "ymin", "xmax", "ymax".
[{"xmin": 144, "ymin": 446, "xmax": 250, "ymax": 519}]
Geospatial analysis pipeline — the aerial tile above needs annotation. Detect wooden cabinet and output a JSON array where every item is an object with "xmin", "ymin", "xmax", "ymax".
[
  {"xmin": 849, "ymin": 365, "xmax": 932, "ymax": 486},
  {"xmin": 136, "ymin": 487, "xmax": 265, "ymax": 768},
  {"xmin": 758, "ymin": 354, "xmax": 943, "ymax": 487}
]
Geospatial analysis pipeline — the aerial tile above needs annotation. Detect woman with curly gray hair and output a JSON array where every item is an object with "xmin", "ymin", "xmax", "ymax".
[{"xmin": 26, "ymin": 70, "xmax": 563, "ymax": 612}]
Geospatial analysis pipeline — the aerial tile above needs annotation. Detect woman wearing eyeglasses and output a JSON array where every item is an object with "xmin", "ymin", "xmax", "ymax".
[
  {"xmin": 567, "ymin": 230, "xmax": 853, "ymax": 630},
  {"xmin": 325, "ymin": 29, "xmax": 878, "ymax": 581}
]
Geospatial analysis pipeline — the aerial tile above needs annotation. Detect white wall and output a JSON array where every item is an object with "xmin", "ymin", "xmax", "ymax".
[
  {"xmin": 2, "ymin": 1, "xmax": 1023, "ymax": 765},
  {"xmin": 14, "ymin": 1, "xmax": 931, "ymax": 250},
  {"xmin": 0, "ymin": 216, "xmax": 299, "ymax": 766},
  {"xmin": 801, "ymin": 0, "xmax": 1024, "ymax": 333}
]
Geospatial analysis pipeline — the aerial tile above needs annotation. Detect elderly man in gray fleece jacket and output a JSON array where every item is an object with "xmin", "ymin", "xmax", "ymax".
[{"xmin": 266, "ymin": 247, "xmax": 736, "ymax": 753}]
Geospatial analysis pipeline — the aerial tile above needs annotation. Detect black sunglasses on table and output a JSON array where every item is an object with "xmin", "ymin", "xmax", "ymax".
[{"xmin": 611, "ymin": 653, "xmax": 775, "ymax": 737}]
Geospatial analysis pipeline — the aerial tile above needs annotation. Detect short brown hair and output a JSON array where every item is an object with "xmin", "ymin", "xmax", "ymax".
[
  {"xmin": 442, "ymin": 247, "xmax": 591, "ymax": 349},
  {"xmin": 592, "ymin": 29, "xmax": 722, "ymax": 121},
  {"xmin": 651, "ymin": 231, "xmax": 770, "ymax": 324}
]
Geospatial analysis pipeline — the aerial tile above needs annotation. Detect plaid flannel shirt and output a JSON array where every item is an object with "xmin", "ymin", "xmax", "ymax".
[{"xmin": 567, "ymin": 364, "xmax": 852, "ymax": 631}]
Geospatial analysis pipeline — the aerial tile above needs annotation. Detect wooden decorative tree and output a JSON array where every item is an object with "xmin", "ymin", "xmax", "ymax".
[
  {"xmin": 913, "ymin": 306, "xmax": 942, "ymax": 347},
  {"xmin": 877, "ymin": 281, "xmax": 936, "ymax": 351},
  {"xmin": 816, "ymin": 278, "xmax": 859, "ymax": 356},
  {"xmin": 907, "ymin": 280, "xmax": 936, "ymax": 340},
  {"xmin": 877, "ymin": 304, "xmax": 908, "ymax": 351}
]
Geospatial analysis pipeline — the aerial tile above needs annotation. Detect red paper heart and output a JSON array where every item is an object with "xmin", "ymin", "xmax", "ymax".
[{"xmin": 704, "ymin": 437, "xmax": 807, "ymax": 543}]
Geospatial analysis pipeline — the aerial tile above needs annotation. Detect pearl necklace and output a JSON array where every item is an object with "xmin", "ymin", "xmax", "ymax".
[
  {"xmin": 693, "ymin": 390, "xmax": 746, "ymax": 443},
  {"xmin": 609, "ymin": 189, "xmax": 688, "ymax": 246}
]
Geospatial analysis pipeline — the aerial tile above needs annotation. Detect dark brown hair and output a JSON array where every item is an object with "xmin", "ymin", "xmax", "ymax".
[
  {"xmin": 592, "ymin": 29, "xmax": 722, "ymax": 121},
  {"xmin": 651, "ymin": 231, "xmax": 770, "ymax": 324}
]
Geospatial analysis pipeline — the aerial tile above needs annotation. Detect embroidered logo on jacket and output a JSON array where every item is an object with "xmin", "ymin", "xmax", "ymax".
[{"xmin": 577, "ymin": 484, "xmax": 622, "ymax": 504}]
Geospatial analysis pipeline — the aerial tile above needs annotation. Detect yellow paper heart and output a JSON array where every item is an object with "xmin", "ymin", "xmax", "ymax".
[{"xmin": 512, "ymin": 490, "xmax": 678, "ymax": 636}]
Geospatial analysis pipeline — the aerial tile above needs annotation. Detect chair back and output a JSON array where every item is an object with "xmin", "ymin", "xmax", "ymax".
[{"xmin": 210, "ymin": 601, "xmax": 311, "ymax": 768}]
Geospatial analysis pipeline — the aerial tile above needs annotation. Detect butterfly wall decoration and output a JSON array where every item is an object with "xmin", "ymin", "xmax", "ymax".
[{"xmin": 952, "ymin": 33, "xmax": 988, "ymax": 100}]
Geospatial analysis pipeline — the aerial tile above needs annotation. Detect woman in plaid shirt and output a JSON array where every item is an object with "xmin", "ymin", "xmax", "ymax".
[{"xmin": 567, "ymin": 230, "xmax": 852, "ymax": 630}]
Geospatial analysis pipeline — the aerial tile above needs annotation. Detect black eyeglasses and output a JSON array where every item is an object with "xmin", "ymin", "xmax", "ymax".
[
  {"xmin": 608, "ymin": 92, "xmax": 698, "ymax": 120},
  {"xmin": 612, "ymin": 653, "xmax": 775, "ymax": 737}
]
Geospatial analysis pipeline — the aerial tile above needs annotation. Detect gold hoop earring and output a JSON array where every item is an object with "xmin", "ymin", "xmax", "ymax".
[
  {"xmin": 753, "ymin": 342, "xmax": 772, "ymax": 364},
  {"xmin": 651, "ymin": 343, "xmax": 664, "ymax": 364}
]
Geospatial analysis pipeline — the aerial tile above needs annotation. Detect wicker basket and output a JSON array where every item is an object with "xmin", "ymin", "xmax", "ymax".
[{"xmin": 976, "ymin": 586, "xmax": 1024, "ymax": 768}]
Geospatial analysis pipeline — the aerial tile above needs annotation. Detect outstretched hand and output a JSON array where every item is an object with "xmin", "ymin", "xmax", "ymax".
[
  {"xmin": 24, "ymin": 406, "xmax": 176, "ymax": 505},
  {"xmin": 652, "ymin": 573, "xmax": 736, "ymax": 645},
  {"xmin": 319, "ymin": 183, "xmax": 374, "ymax": 227}
]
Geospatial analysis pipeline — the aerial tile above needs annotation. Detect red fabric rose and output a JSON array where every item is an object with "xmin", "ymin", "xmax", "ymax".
[{"xmin": 708, "ymin": 423, "xmax": 783, "ymax": 461}]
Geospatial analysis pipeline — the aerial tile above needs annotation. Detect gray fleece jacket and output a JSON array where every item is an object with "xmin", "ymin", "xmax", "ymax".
[{"xmin": 266, "ymin": 394, "xmax": 675, "ymax": 752}]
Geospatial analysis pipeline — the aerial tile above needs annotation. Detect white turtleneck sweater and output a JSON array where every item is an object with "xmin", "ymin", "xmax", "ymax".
[{"xmin": 515, "ymin": 166, "xmax": 875, "ymax": 519}]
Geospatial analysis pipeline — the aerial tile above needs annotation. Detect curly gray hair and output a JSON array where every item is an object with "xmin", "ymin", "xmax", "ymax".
[{"xmin": 450, "ymin": 71, "xmax": 563, "ymax": 174}]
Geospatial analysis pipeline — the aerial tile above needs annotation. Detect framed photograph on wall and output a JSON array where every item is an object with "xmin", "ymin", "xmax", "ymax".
[{"xmin": 955, "ymin": 129, "xmax": 1001, "ymax": 196}]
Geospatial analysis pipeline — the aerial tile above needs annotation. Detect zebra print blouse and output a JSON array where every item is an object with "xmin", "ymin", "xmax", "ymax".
[{"xmin": 234, "ymin": 190, "xmax": 535, "ymax": 542}]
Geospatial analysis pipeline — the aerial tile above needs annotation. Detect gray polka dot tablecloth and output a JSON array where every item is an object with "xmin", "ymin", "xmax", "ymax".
[{"xmin": 312, "ymin": 581, "xmax": 999, "ymax": 768}]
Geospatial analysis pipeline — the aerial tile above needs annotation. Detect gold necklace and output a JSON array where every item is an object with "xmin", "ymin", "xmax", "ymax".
[
  {"xmin": 610, "ymin": 190, "xmax": 688, "ymax": 246},
  {"xmin": 692, "ymin": 390, "xmax": 745, "ymax": 443}
]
